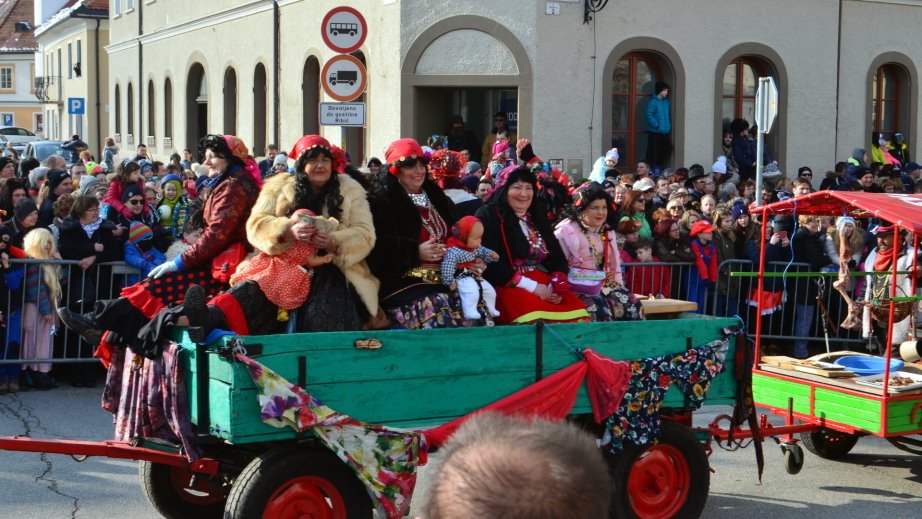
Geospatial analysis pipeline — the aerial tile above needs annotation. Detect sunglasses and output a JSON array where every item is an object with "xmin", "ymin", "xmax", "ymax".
[{"xmin": 128, "ymin": 199, "xmax": 144, "ymax": 205}]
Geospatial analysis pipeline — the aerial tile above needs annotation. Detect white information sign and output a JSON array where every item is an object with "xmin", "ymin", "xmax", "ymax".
[{"xmin": 319, "ymin": 102, "xmax": 366, "ymax": 127}]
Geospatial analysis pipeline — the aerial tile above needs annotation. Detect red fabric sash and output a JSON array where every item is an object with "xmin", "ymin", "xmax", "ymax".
[
  {"xmin": 210, "ymin": 293, "xmax": 250, "ymax": 336},
  {"xmin": 422, "ymin": 348, "xmax": 631, "ymax": 447}
]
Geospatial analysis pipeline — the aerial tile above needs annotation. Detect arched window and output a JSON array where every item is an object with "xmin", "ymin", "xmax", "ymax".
[
  {"xmin": 147, "ymin": 80, "xmax": 155, "ymax": 138},
  {"xmin": 127, "ymin": 83, "xmax": 134, "ymax": 140},
  {"xmin": 720, "ymin": 56, "xmax": 779, "ymax": 161},
  {"xmin": 164, "ymin": 78, "xmax": 172, "ymax": 138},
  {"xmin": 223, "ymin": 67, "xmax": 237, "ymax": 135},
  {"xmin": 114, "ymin": 83, "xmax": 121, "ymax": 135},
  {"xmin": 302, "ymin": 56, "xmax": 320, "ymax": 135},
  {"xmin": 186, "ymin": 64, "xmax": 207, "ymax": 159},
  {"xmin": 253, "ymin": 64, "xmax": 267, "ymax": 153},
  {"xmin": 872, "ymin": 64, "xmax": 909, "ymax": 135},
  {"xmin": 721, "ymin": 58, "xmax": 770, "ymax": 130},
  {"xmin": 611, "ymin": 53, "xmax": 665, "ymax": 169}
]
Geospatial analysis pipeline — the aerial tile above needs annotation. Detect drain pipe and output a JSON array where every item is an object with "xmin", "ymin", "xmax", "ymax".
[
  {"xmin": 137, "ymin": 2, "xmax": 144, "ymax": 149},
  {"xmin": 94, "ymin": 18, "xmax": 101, "ymax": 154},
  {"xmin": 273, "ymin": 1, "xmax": 280, "ymax": 147}
]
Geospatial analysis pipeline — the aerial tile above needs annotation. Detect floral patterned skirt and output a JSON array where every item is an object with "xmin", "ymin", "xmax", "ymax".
[
  {"xmin": 578, "ymin": 284, "xmax": 644, "ymax": 322},
  {"xmin": 385, "ymin": 290, "xmax": 468, "ymax": 330}
]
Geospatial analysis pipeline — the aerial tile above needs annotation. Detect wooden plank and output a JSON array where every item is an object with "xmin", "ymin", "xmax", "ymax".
[
  {"xmin": 758, "ymin": 366, "xmax": 889, "ymax": 396},
  {"xmin": 814, "ymin": 387, "xmax": 881, "ymax": 413},
  {"xmin": 640, "ymin": 298, "xmax": 697, "ymax": 314}
]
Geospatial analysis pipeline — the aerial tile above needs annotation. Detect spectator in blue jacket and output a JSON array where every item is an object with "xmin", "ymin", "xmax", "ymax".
[
  {"xmin": 123, "ymin": 222, "xmax": 166, "ymax": 285},
  {"xmin": 645, "ymin": 81, "xmax": 672, "ymax": 169},
  {"xmin": 730, "ymin": 118, "xmax": 756, "ymax": 182}
]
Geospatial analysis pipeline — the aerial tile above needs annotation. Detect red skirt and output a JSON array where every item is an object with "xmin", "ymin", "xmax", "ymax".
[{"xmin": 495, "ymin": 270, "xmax": 590, "ymax": 324}]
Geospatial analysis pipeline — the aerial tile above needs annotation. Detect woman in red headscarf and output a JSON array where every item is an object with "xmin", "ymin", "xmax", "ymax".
[
  {"xmin": 367, "ymin": 138, "xmax": 469, "ymax": 329},
  {"xmin": 58, "ymin": 134, "xmax": 262, "ymax": 358}
]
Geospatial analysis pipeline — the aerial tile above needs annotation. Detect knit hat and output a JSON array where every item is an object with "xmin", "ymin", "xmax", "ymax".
[
  {"xmin": 605, "ymin": 148, "xmax": 619, "ymax": 163},
  {"xmin": 14, "ymin": 197, "xmax": 37, "ymax": 222},
  {"xmin": 194, "ymin": 175, "xmax": 210, "ymax": 193},
  {"xmin": 122, "ymin": 183, "xmax": 144, "ymax": 203},
  {"xmin": 464, "ymin": 161, "xmax": 482, "ymax": 176},
  {"xmin": 273, "ymin": 153, "xmax": 289, "ymax": 167},
  {"xmin": 47, "ymin": 169, "xmax": 71, "ymax": 192},
  {"xmin": 85, "ymin": 161, "xmax": 103, "ymax": 175},
  {"xmin": 690, "ymin": 220, "xmax": 716, "ymax": 237},
  {"xmin": 731, "ymin": 200, "xmax": 749, "ymax": 220},
  {"xmin": 0, "ymin": 157, "xmax": 15, "ymax": 174},
  {"xmin": 835, "ymin": 216, "xmax": 856, "ymax": 232},
  {"xmin": 78, "ymin": 175, "xmax": 100, "ymax": 196},
  {"xmin": 128, "ymin": 221, "xmax": 153, "ymax": 244},
  {"xmin": 905, "ymin": 162, "xmax": 921, "ymax": 173},
  {"xmin": 137, "ymin": 159, "xmax": 154, "ymax": 175},
  {"xmin": 654, "ymin": 81, "xmax": 669, "ymax": 95},
  {"xmin": 711, "ymin": 156, "xmax": 728, "ymax": 175},
  {"xmin": 851, "ymin": 148, "xmax": 865, "ymax": 161}
]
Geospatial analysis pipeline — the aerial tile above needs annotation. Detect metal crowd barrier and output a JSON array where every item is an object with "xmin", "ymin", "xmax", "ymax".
[
  {"xmin": 621, "ymin": 259, "xmax": 868, "ymax": 349},
  {"xmin": 0, "ymin": 259, "xmax": 141, "ymax": 365},
  {"xmin": 1, "ymin": 256, "xmax": 874, "ymax": 366}
]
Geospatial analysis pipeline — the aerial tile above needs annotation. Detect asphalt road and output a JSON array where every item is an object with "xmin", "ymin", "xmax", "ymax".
[{"xmin": 0, "ymin": 388, "xmax": 920, "ymax": 518}]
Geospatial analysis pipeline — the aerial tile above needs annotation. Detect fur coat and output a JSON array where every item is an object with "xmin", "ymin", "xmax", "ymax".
[{"xmin": 246, "ymin": 172, "xmax": 379, "ymax": 316}]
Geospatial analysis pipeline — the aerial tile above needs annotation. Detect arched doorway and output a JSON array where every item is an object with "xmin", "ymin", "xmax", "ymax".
[
  {"xmin": 253, "ymin": 63, "xmax": 267, "ymax": 153},
  {"xmin": 401, "ymin": 15, "xmax": 533, "ymax": 162},
  {"xmin": 186, "ymin": 63, "xmax": 207, "ymax": 160},
  {"xmin": 223, "ymin": 67, "xmax": 237, "ymax": 135},
  {"xmin": 302, "ymin": 56, "xmax": 320, "ymax": 135}
]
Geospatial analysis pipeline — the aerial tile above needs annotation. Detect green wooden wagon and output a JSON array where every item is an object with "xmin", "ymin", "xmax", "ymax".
[{"xmin": 0, "ymin": 314, "xmax": 742, "ymax": 519}]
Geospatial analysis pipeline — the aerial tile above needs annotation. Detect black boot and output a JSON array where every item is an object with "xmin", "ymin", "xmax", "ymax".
[
  {"xmin": 57, "ymin": 308, "xmax": 104, "ymax": 347},
  {"xmin": 184, "ymin": 284, "xmax": 213, "ymax": 343}
]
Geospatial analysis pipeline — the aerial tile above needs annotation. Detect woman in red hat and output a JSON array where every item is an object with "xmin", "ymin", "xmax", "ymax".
[
  {"xmin": 367, "ymin": 138, "xmax": 466, "ymax": 329},
  {"xmin": 475, "ymin": 164, "xmax": 589, "ymax": 324}
]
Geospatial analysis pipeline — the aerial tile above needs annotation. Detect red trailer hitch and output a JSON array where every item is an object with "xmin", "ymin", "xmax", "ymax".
[{"xmin": 0, "ymin": 436, "xmax": 220, "ymax": 476}]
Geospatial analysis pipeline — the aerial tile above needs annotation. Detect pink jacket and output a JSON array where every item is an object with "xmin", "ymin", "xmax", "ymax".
[{"xmin": 554, "ymin": 219, "xmax": 623, "ymax": 285}]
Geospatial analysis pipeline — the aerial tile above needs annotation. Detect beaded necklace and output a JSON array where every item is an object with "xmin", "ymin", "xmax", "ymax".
[
  {"xmin": 410, "ymin": 192, "xmax": 447, "ymax": 243},
  {"xmin": 580, "ymin": 223, "xmax": 608, "ymax": 271}
]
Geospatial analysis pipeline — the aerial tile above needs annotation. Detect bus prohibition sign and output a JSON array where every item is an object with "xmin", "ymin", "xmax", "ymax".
[
  {"xmin": 321, "ymin": 55, "xmax": 367, "ymax": 102},
  {"xmin": 321, "ymin": 6, "xmax": 367, "ymax": 54}
]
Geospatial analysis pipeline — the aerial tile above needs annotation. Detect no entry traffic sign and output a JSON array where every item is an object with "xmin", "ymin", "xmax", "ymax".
[
  {"xmin": 321, "ymin": 55, "xmax": 367, "ymax": 102},
  {"xmin": 321, "ymin": 6, "xmax": 368, "ymax": 54}
]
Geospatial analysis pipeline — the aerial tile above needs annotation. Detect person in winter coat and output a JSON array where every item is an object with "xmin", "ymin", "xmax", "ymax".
[
  {"xmin": 689, "ymin": 221, "xmax": 718, "ymax": 314},
  {"xmin": 645, "ymin": 81, "xmax": 672, "ymax": 168},
  {"xmin": 103, "ymin": 161, "xmax": 150, "ymax": 222},
  {"xmin": 746, "ymin": 217, "xmax": 793, "ymax": 333},
  {"xmin": 101, "ymin": 137, "xmax": 118, "ymax": 172},
  {"xmin": 791, "ymin": 215, "xmax": 833, "ymax": 358},
  {"xmin": 712, "ymin": 208, "xmax": 742, "ymax": 317},
  {"xmin": 730, "ymin": 119, "xmax": 756, "ymax": 182},
  {"xmin": 122, "ymin": 222, "xmax": 167, "ymax": 283},
  {"xmin": 36, "ymin": 169, "xmax": 74, "ymax": 228},
  {"xmin": 845, "ymin": 148, "xmax": 868, "ymax": 184}
]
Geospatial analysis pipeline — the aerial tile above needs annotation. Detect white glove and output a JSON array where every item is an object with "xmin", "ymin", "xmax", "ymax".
[
  {"xmin": 516, "ymin": 276, "xmax": 539, "ymax": 293},
  {"xmin": 148, "ymin": 261, "xmax": 180, "ymax": 279}
]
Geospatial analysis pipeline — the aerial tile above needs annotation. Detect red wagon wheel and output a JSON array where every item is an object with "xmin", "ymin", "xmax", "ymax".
[
  {"xmin": 140, "ymin": 461, "xmax": 226, "ymax": 519},
  {"xmin": 608, "ymin": 420, "xmax": 710, "ymax": 519},
  {"xmin": 224, "ymin": 445, "xmax": 373, "ymax": 519}
]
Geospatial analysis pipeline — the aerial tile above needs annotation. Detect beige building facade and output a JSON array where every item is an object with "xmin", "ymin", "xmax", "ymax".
[
  {"xmin": 107, "ymin": 0, "xmax": 922, "ymax": 181},
  {"xmin": 34, "ymin": 0, "xmax": 110, "ymax": 157},
  {"xmin": 0, "ymin": 0, "xmax": 41, "ymax": 135}
]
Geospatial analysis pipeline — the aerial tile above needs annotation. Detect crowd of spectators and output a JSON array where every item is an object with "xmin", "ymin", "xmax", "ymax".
[{"xmin": 1, "ymin": 124, "xmax": 917, "ymax": 393}]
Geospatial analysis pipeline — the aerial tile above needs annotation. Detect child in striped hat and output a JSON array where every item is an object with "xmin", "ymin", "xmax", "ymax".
[{"xmin": 123, "ymin": 221, "xmax": 166, "ymax": 281}]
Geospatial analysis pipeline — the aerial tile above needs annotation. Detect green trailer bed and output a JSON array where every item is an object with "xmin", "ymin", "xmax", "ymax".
[{"xmin": 181, "ymin": 314, "xmax": 739, "ymax": 445}]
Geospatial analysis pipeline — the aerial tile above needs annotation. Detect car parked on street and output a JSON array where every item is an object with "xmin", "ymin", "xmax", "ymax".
[
  {"xmin": 0, "ymin": 126, "xmax": 40, "ymax": 154},
  {"xmin": 21, "ymin": 140, "xmax": 79, "ymax": 167}
]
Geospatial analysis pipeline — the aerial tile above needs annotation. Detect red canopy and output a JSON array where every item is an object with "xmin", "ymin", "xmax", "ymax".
[{"xmin": 751, "ymin": 191, "xmax": 922, "ymax": 235}]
